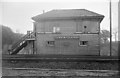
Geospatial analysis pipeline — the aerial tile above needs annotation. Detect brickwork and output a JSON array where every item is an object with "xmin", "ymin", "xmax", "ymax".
[
  {"xmin": 35, "ymin": 33, "xmax": 99, "ymax": 55},
  {"xmin": 36, "ymin": 19, "xmax": 99, "ymax": 34}
]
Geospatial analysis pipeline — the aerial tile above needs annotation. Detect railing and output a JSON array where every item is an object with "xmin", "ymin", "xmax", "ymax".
[{"xmin": 26, "ymin": 31, "xmax": 35, "ymax": 39}]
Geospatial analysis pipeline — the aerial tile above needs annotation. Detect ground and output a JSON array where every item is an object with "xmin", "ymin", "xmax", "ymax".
[
  {"xmin": 2, "ymin": 68, "xmax": 119, "ymax": 77},
  {"xmin": 1, "ymin": 42, "xmax": 119, "ymax": 77}
]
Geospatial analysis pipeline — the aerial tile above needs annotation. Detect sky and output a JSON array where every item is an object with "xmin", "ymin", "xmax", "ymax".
[{"xmin": 0, "ymin": 0, "xmax": 119, "ymax": 39}]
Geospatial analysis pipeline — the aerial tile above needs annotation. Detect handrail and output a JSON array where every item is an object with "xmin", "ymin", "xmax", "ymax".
[
  {"xmin": 11, "ymin": 41, "xmax": 27, "ymax": 55},
  {"xmin": 11, "ymin": 34, "xmax": 28, "ymax": 50},
  {"xmin": 11, "ymin": 32, "xmax": 35, "ymax": 51}
]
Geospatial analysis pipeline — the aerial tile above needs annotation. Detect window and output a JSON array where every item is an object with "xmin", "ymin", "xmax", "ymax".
[
  {"xmin": 79, "ymin": 41, "xmax": 88, "ymax": 46},
  {"xmin": 53, "ymin": 27, "xmax": 60, "ymax": 33},
  {"xmin": 84, "ymin": 26, "xmax": 87, "ymax": 28},
  {"xmin": 47, "ymin": 41, "xmax": 55, "ymax": 46}
]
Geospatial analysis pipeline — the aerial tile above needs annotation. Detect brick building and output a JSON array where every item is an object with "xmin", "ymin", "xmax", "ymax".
[
  {"xmin": 31, "ymin": 9, "xmax": 104, "ymax": 55},
  {"xmin": 10, "ymin": 9, "xmax": 104, "ymax": 55}
]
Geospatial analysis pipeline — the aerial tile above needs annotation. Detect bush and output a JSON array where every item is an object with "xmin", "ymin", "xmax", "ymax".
[{"xmin": 1, "ymin": 25, "xmax": 24, "ymax": 54}]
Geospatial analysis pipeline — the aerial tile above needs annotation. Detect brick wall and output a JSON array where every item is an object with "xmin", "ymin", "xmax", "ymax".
[
  {"xmin": 35, "ymin": 33, "xmax": 99, "ymax": 55},
  {"xmin": 34, "ymin": 18, "xmax": 100, "ymax": 55}
]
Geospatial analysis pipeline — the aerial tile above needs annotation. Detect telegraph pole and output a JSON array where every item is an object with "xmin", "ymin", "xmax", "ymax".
[
  {"xmin": 109, "ymin": 0, "xmax": 112, "ymax": 56},
  {"xmin": 118, "ymin": 0, "xmax": 120, "ymax": 57}
]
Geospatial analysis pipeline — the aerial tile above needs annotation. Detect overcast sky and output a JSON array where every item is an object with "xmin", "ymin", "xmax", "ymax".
[{"xmin": 0, "ymin": 0, "xmax": 119, "ymax": 35}]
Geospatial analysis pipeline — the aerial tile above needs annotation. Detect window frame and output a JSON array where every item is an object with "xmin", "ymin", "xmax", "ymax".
[
  {"xmin": 79, "ymin": 41, "xmax": 88, "ymax": 46},
  {"xmin": 46, "ymin": 41, "xmax": 55, "ymax": 46}
]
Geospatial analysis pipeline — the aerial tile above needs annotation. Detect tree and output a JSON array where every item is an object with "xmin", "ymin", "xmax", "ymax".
[
  {"xmin": 113, "ymin": 28, "xmax": 118, "ymax": 42},
  {"xmin": 2, "ymin": 25, "xmax": 14, "ymax": 47},
  {"xmin": 1, "ymin": 25, "xmax": 24, "ymax": 49},
  {"xmin": 100, "ymin": 30, "xmax": 110, "ymax": 43}
]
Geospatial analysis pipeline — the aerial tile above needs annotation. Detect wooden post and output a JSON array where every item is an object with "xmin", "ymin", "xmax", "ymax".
[
  {"xmin": 34, "ymin": 22, "xmax": 37, "ymax": 54},
  {"xmin": 33, "ymin": 41, "xmax": 34, "ymax": 54},
  {"xmin": 109, "ymin": 0, "xmax": 112, "ymax": 56}
]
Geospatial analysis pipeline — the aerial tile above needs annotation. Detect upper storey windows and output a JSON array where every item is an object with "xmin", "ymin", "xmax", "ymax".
[{"xmin": 53, "ymin": 27, "xmax": 60, "ymax": 33}]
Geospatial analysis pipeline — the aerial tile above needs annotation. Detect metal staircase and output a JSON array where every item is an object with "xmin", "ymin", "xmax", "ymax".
[{"xmin": 10, "ymin": 31, "xmax": 35, "ymax": 55}]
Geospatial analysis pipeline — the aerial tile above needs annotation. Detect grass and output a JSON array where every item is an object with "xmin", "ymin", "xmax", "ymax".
[{"xmin": 2, "ymin": 61, "xmax": 119, "ymax": 70}]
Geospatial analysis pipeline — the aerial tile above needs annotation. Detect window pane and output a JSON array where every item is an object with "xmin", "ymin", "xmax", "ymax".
[
  {"xmin": 79, "ymin": 41, "xmax": 88, "ymax": 46},
  {"xmin": 53, "ymin": 27, "xmax": 60, "ymax": 33},
  {"xmin": 47, "ymin": 41, "xmax": 55, "ymax": 46}
]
